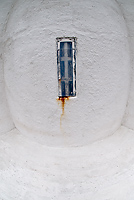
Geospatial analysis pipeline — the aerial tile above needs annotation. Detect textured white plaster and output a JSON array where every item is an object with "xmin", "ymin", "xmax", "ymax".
[
  {"xmin": 118, "ymin": 0, "xmax": 134, "ymax": 130},
  {"xmin": 0, "ymin": 0, "xmax": 15, "ymax": 134},
  {"xmin": 0, "ymin": 127, "xmax": 134, "ymax": 199},
  {"xmin": 0, "ymin": 0, "xmax": 134, "ymax": 199},
  {"xmin": 4, "ymin": 0, "xmax": 130, "ymax": 146}
]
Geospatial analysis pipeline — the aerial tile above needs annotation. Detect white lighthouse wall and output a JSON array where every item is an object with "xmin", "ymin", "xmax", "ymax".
[
  {"xmin": 0, "ymin": 0, "xmax": 14, "ymax": 134},
  {"xmin": 117, "ymin": 0, "xmax": 134, "ymax": 130},
  {"xmin": 4, "ymin": 0, "xmax": 130, "ymax": 146}
]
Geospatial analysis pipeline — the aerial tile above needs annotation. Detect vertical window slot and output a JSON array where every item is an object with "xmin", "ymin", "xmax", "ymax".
[{"xmin": 56, "ymin": 37, "xmax": 77, "ymax": 97}]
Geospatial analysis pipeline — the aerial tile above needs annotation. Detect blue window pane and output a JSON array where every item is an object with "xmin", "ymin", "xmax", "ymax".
[
  {"xmin": 68, "ymin": 60, "xmax": 73, "ymax": 79},
  {"xmin": 60, "ymin": 42, "xmax": 64, "ymax": 57},
  {"xmin": 61, "ymin": 81, "xmax": 65, "ymax": 96},
  {"xmin": 69, "ymin": 81, "xmax": 73, "ymax": 96},
  {"xmin": 60, "ymin": 61, "xmax": 65, "ymax": 77},
  {"xmin": 57, "ymin": 38, "xmax": 76, "ymax": 97},
  {"xmin": 67, "ymin": 42, "xmax": 72, "ymax": 57}
]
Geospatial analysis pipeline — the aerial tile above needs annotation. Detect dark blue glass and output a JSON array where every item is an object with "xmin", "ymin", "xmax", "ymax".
[
  {"xmin": 60, "ymin": 61, "xmax": 65, "ymax": 77},
  {"xmin": 69, "ymin": 81, "xmax": 73, "ymax": 96},
  {"xmin": 67, "ymin": 42, "xmax": 72, "ymax": 57},
  {"xmin": 68, "ymin": 60, "xmax": 73, "ymax": 79},
  {"xmin": 61, "ymin": 81, "xmax": 65, "ymax": 96},
  {"xmin": 60, "ymin": 42, "xmax": 64, "ymax": 57}
]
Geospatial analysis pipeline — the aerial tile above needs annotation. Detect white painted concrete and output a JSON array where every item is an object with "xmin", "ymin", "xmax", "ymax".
[
  {"xmin": 118, "ymin": 0, "xmax": 134, "ymax": 130},
  {"xmin": 0, "ymin": 126, "xmax": 134, "ymax": 200},
  {"xmin": 4, "ymin": 0, "xmax": 130, "ymax": 146},
  {"xmin": 0, "ymin": 0, "xmax": 14, "ymax": 134},
  {"xmin": 1, "ymin": 0, "xmax": 134, "ymax": 199}
]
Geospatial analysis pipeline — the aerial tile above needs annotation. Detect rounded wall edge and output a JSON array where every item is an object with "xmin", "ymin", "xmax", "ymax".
[
  {"xmin": 118, "ymin": 0, "xmax": 134, "ymax": 130},
  {"xmin": 4, "ymin": 0, "xmax": 130, "ymax": 146},
  {"xmin": 0, "ymin": 0, "xmax": 15, "ymax": 134}
]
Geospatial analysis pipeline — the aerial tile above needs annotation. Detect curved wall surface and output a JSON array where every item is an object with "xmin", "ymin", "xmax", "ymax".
[
  {"xmin": 4, "ymin": 0, "xmax": 130, "ymax": 146},
  {"xmin": 0, "ymin": 0, "xmax": 14, "ymax": 134},
  {"xmin": 118, "ymin": 0, "xmax": 134, "ymax": 130}
]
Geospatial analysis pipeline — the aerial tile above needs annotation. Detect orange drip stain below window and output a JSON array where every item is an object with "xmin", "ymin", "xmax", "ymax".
[
  {"xmin": 58, "ymin": 97, "xmax": 69, "ymax": 114},
  {"xmin": 57, "ymin": 96, "xmax": 69, "ymax": 128}
]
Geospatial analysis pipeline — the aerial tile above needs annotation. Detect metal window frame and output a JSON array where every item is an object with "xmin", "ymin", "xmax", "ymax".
[{"xmin": 56, "ymin": 37, "xmax": 77, "ymax": 97}]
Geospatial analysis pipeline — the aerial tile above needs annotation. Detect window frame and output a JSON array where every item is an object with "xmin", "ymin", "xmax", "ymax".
[{"xmin": 56, "ymin": 37, "xmax": 77, "ymax": 97}]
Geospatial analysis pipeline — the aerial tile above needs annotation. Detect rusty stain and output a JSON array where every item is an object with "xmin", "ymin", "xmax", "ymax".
[
  {"xmin": 57, "ymin": 96, "xmax": 69, "ymax": 129},
  {"xmin": 57, "ymin": 96, "xmax": 69, "ymax": 115}
]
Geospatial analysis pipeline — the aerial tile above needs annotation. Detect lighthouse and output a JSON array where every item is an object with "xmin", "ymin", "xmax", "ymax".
[{"xmin": 0, "ymin": 0, "xmax": 134, "ymax": 199}]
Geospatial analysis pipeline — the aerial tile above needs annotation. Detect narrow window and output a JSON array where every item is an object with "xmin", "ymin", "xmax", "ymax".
[{"xmin": 56, "ymin": 37, "xmax": 77, "ymax": 97}]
